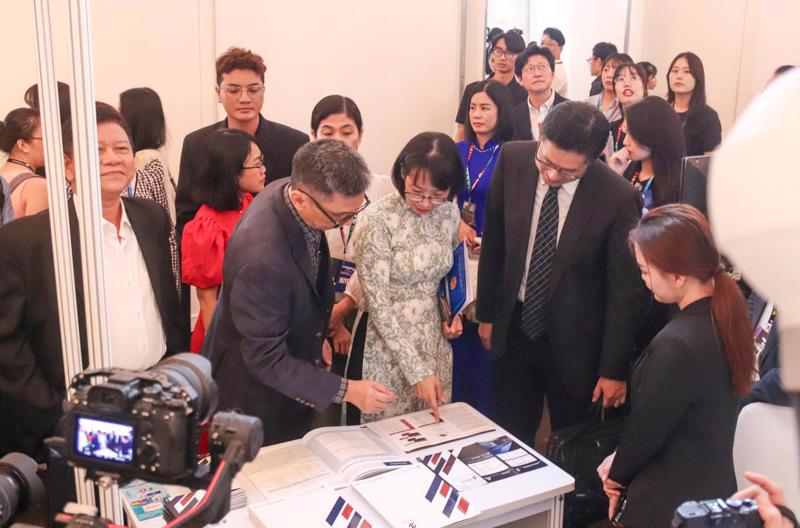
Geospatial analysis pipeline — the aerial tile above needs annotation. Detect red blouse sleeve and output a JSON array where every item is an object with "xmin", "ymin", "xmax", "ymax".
[{"xmin": 181, "ymin": 211, "xmax": 228, "ymax": 289}]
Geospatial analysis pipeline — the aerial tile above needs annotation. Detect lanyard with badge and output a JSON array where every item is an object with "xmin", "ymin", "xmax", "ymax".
[
  {"xmin": 461, "ymin": 143, "xmax": 500, "ymax": 227},
  {"xmin": 333, "ymin": 221, "xmax": 358, "ymax": 295},
  {"xmin": 631, "ymin": 172, "xmax": 655, "ymax": 216}
]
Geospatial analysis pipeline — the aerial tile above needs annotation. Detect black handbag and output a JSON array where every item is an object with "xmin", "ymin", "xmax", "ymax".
[{"xmin": 545, "ymin": 402, "xmax": 627, "ymax": 528}]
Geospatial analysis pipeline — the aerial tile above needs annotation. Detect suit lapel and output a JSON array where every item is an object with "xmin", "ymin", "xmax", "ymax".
[
  {"xmin": 60, "ymin": 201, "xmax": 88, "ymax": 367},
  {"xmin": 509, "ymin": 147, "xmax": 538, "ymax": 281},
  {"xmin": 548, "ymin": 164, "xmax": 602, "ymax": 300},
  {"xmin": 274, "ymin": 186, "xmax": 324, "ymax": 305},
  {"xmin": 124, "ymin": 199, "xmax": 165, "ymax": 314}
]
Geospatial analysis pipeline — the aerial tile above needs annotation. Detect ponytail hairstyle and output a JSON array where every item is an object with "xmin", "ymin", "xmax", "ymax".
[
  {"xmin": 0, "ymin": 108, "xmax": 40, "ymax": 153},
  {"xmin": 629, "ymin": 204, "xmax": 754, "ymax": 395}
]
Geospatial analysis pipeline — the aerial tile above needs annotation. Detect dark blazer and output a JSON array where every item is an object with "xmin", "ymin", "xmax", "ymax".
[
  {"xmin": 609, "ymin": 298, "xmax": 739, "ymax": 528},
  {"xmin": 0, "ymin": 198, "xmax": 187, "ymax": 459},
  {"xmin": 476, "ymin": 141, "xmax": 644, "ymax": 398},
  {"xmin": 203, "ymin": 179, "xmax": 341, "ymax": 446},
  {"xmin": 589, "ymin": 76, "xmax": 603, "ymax": 96},
  {"xmin": 510, "ymin": 92, "xmax": 569, "ymax": 141},
  {"xmin": 175, "ymin": 115, "xmax": 309, "ymax": 236}
]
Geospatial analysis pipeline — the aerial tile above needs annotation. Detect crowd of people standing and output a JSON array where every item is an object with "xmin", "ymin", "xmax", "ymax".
[{"xmin": 0, "ymin": 32, "xmax": 797, "ymax": 528}]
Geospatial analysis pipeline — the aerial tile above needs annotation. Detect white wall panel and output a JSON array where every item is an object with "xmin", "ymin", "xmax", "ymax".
[{"xmin": 214, "ymin": 0, "xmax": 464, "ymax": 176}]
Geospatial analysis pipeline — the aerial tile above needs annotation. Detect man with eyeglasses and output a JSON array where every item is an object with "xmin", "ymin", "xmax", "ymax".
[
  {"xmin": 512, "ymin": 45, "xmax": 569, "ymax": 141},
  {"xmin": 588, "ymin": 42, "xmax": 619, "ymax": 97},
  {"xmin": 203, "ymin": 140, "xmax": 395, "ymax": 446},
  {"xmin": 454, "ymin": 31, "xmax": 527, "ymax": 142},
  {"xmin": 477, "ymin": 102, "xmax": 644, "ymax": 446},
  {"xmin": 175, "ymin": 47, "xmax": 309, "ymax": 326},
  {"xmin": 176, "ymin": 46, "xmax": 308, "ymax": 239}
]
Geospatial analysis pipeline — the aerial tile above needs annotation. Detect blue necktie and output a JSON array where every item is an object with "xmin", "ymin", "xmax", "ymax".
[{"xmin": 520, "ymin": 185, "xmax": 560, "ymax": 341}]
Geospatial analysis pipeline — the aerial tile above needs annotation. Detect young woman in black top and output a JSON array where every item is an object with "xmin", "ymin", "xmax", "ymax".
[
  {"xmin": 667, "ymin": 52, "xmax": 722, "ymax": 156},
  {"xmin": 597, "ymin": 204, "xmax": 754, "ymax": 528},
  {"xmin": 618, "ymin": 96, "xmax": 685, "ymax": 214}
]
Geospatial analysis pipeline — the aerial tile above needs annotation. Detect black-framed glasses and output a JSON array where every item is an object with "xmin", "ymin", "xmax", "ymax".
[
  {"xmin": 295, "ymin": 187, "xmax": 370, "ymax": 228},
  {"xmin": 243, "ymin": 155, "xmax": 265, "ymax": 170},
  {"xmin": 491, "ymin": 47, "xmax": 517, "ymax": 59},
  {"xmin": 534, "ymin": 143, "xmax": 585, "ymax": 180}
]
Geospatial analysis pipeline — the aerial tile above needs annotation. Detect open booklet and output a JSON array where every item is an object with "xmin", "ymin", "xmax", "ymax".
[
  {"xmin": 365, "ymin": 402, "xmax": 497, "ymax": 453},
  {"xmin": 241, "ymin": 425, "xmax": 412, "ymax": 502},
  {"xmin": 246, "ymin": 404, "xmax": 496, "ymax": 527}
]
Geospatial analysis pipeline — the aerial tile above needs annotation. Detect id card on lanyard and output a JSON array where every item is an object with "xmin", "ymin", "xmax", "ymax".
[
  {"xmin": 334, "ymin": 224, "xmax": 357, "ymax": 294},
  {"xmin": 463, "ymin": 143, "xmax": 500, "ymax": 226},
  {"xmin": 640, "ymin": 178, "xmax": 654, "ymax": 216}
]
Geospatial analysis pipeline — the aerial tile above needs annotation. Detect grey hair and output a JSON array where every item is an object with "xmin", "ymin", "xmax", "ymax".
[{"xmin": 290, "ymin": 139, "xmax": 370, "ymax": 197}]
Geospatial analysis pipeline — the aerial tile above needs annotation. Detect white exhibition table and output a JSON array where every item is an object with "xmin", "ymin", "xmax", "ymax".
[{"xmin": 126, "ymin": 404, "xmax": 574, "ymax": 528}]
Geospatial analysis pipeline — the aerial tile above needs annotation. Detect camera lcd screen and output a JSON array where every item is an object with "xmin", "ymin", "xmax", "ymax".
[{"xmin": 75, "ymin": 416, "xmax": 135, "ymax": 464}]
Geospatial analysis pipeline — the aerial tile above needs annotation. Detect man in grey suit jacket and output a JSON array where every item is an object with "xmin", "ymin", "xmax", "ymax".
[{"xmin": 204, "ymin": 140, "xmax": 394, "ymax": 445}]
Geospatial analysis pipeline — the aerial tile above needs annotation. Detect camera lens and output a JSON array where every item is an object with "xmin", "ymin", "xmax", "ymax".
[
  {"xmin": 150, "ymin": 353, "xmax": 219, "ymax": 423},
  {"xmin": 0, "ymin": 453, "xmax": 45, "ymax": 526}
]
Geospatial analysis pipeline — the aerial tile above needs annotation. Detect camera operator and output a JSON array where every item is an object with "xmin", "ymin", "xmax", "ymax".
[
  {"xmin": 732, "ymin": 472, "xmax": 800, "ymax": 528},
  {"xmin": 596, "ymin": 204, "xmax": 754, "ymax": 527},
  {"xmin": 0, "ymin": 102, "xmax": 187, "ymax": 461}
]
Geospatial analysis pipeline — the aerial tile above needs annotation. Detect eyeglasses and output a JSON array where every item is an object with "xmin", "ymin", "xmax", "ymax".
[
  {"xmin": 405, "ymin": 191, "xmax": 449, "ymax": 206},
  {"xmin": 220, "ymin": 84, "xmax": 265, "ymax": 97},
  {"xmin": 295, "ymin": 187, "xmax": 370, "ymax": 228},
  {"xmin": 522, "ymin": 64, "xmax": 551, "ymax": 74},
  {"xmin": 614, "ymin": 73, "xmax": 641, "ymax": 85},
  {"xmin": 491, "ymin": 47, "xmax": 518, "ymax": 59},
  {"xmin": 534, "ymin": 144, "xmax": 585, "ymax": 180},
  {"xmin": 586, "ymin": 57, "xmax": 598, "ymax": 63},
  {"xmin": 242, "ymin": 155, "xmax": 265, "ymax": 170},
  {"xmin": 28, "ymin": 136, "xmax": 43, "ymax": 141}
]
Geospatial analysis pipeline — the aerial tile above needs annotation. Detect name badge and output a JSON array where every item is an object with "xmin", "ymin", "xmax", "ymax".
[
  {"xmin": 461, "ymin": 202, "xmax": 476, "ymax": 227},
  {"xmin": 335, "ymin": 260, "xmax": 357, "ymax": 293}
]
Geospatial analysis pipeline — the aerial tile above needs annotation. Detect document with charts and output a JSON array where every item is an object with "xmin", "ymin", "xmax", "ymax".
[
  {"xmin": 241, "ymin": 426, "xmax": 411, "ymax": 501},
  {"xmin": 366, "ymin": 402, "xmax": 496, "ymax": 453}
]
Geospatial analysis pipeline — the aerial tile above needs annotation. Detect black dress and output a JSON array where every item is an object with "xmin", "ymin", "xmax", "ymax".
[
  {"xmin": 678, "ymin": 104, "xmax": 722, "ymax": 156},
  {"xmin": 609, "ymin": 297, "xmax": 739, "ymax": 528}
]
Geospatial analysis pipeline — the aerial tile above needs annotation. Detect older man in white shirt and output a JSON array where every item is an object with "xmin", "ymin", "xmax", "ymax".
[{"xmin": 0, "ymin": 102, "xmax": 187, "ymax": 459}]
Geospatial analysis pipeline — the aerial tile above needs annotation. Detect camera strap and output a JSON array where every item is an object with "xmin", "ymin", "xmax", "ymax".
[{"xmin": 777, "ymin": 505, "xmax": 800, "ymax": 528}]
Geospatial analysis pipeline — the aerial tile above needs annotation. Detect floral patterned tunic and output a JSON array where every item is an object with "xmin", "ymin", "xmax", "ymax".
[{"xmin": 353, "ymin": 192, "xmax": 460, "ymax": 422}]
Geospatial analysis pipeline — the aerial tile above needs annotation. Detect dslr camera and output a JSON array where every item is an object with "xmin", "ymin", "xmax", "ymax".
[
  {"xmin": 52, "ymin": 353, "xmax": 220, "ymax": 483},
  {"xmin": 672, "ymin": 498, "xmax": 762, "ymax": 527},
  {"xmin": 0, "ymin": 354, "xmax": 263, "ymax": 527}
]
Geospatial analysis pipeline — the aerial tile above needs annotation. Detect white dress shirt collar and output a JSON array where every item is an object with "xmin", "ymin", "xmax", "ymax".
[{"xmin": 528, "ymin": 88, "xmax": 556, "ymax": 113}]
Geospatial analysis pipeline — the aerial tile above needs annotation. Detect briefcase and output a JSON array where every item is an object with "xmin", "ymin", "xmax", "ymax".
[{"xmin": 546, "ymin": 402, "xmax": 626, "ymax": 527}]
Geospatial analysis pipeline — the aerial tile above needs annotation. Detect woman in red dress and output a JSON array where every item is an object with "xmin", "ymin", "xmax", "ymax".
[{"xmin": 182, "ymin": 128, "xmax": 266, "ymax": 351}]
